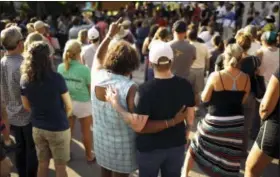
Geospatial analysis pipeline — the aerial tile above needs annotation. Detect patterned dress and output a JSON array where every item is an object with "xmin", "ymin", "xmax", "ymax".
[
  {"xmin": 190, "ymin": 76, "xmax": 246, "ymax": 177},
  {"xmin": 91, "ymin": 69, "xmax": 137, "ymax": 173}
]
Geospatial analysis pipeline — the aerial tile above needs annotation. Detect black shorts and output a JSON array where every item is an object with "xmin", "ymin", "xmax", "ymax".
[{"xmin": 256, "ymin": 119, "xmax": 279, "ymax": 159}]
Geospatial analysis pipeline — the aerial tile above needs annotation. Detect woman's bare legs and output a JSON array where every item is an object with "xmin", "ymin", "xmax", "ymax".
[
  {"xmin": 245, "ymin": 143, "xmax": 273, "ymax": 177},
  {"xmin": 79, "ymin": 116, "xmax": 94, "ymax": 161},
  {"xmin": 184, "ymin": 148, "xmax": 195, "ymax": 177},
  {"xmin": 68, "ymin": 117, "xmax": 76, "ymax": 137}
]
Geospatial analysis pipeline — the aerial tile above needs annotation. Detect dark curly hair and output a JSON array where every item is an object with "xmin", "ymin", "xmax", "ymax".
[
  {"xmin": 21, "ymin": 41, "xmax": 52, "ymax": 82},
  {"xmin": 104, "ymin": 41, "xmax": 140, "ymax": 75}
]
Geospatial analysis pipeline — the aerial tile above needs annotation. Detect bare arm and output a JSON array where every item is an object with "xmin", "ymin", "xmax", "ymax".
[
  {"xmin": 21, "ymin": 96, "xmax": 31, "ymax": 112},
  {"xmin": 61, "ymin": 92, "xmax": 73, "ymax": 118},
  {"xmin": 259, "ymin": 75, "xmax": 279, "ymax": 120},
  {"xmin": 142, "ymin": 38, "xmax": 149, "ymax": 55},
  {"xmin": 107, "ymin": 87, "xmax": 188, "ymax": 133},
  {"xmin": 201, "ymin": 73, "xmax": 215, "ymax": 103},
  {"xmin": 92, "ymin": 18, "xmax": 122, "ymax": 72}
]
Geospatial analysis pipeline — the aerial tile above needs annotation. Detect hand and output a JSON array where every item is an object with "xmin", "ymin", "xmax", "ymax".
[
  {"xmin": 105, "ymin": 86, "xmax": 119, "ymax": 109},
  {"xmin": 107, "ymin": 17, "xmax": 123, "ymax": 38},
  {"xmin": 129, "ymin": 113, "xmax": 148, "ymax": 132},
  {"xmin": 173, "ymin": 105, "xmax": 188, "ymax": 125}
]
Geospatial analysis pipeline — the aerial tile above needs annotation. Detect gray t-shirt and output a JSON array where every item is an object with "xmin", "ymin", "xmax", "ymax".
[{"xmin": 169, "ymin": 40, "xmax": 196, "ymax": 80}]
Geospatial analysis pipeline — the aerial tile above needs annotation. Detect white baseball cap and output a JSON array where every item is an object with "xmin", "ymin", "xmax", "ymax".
[
  {"xmin": 149, "ymin": 41, "xmax": 174, "ymax": 65},
  {"xmin": 34, "ymin": 20, "xmax": 47, "ymax": 30},
  {"xmin": 88, "ymin": 27, "xmax": 99, "ymax": 40}
]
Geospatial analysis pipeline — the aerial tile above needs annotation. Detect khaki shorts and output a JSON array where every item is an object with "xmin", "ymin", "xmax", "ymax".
[
  {"xmin": 33, "ymin": 127, "xmax": 70, "ymax": 163},
  {"xmin": 189, "ymin": 68, "xmax": 205, "ymax": 94}
]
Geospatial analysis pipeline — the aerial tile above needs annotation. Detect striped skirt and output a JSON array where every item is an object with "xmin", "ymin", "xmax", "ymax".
[{"xmin": 190, "ymin": 114, "xmax": 245, "ymax": 177}]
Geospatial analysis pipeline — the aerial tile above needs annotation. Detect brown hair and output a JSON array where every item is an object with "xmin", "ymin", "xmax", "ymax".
[
  {"xmin": 104, "ymin": 41, "xmax": 140, "ymax": 75},
  {"xmin": 63, "ymin": 40, "xmax": 81, "ymax": 71},
  {"xmin": 21, "ymin": 41, "xmax": 52, "ymax": 82},
  {"xmin": 154, "ymin": 27, "xmax": 169, "ymax": 41},
  {"xmin": 236, "ymin": 34, "xmax": 252, "ymax": 51}
]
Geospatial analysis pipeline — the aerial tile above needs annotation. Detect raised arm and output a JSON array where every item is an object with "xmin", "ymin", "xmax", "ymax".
[{"xmin": 92, "ymin": 18, "xmax": 122, "ymax": 72}]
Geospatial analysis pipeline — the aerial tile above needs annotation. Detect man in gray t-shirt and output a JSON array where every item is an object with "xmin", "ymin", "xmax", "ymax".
[{"xmin": 169, "ymin": 20, "xmax": 196, "ymax": 80}]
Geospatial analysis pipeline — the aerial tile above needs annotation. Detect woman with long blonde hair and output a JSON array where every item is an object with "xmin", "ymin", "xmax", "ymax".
[{"xmin": 57, "ymin": 40, "xmax": 94, "ymax": 163}]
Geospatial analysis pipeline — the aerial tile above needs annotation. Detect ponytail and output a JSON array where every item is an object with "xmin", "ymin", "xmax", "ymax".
[
  {"xmin": 63, "ymin": 51, "xmax": 72, "ymax": 71},
  {"xmin": 63, "ymin": 39, "xmax": 82, "ymax": 71},
  {"xmin": 223, "ymin": 44, "xmax": 243, "ymax": 68}
]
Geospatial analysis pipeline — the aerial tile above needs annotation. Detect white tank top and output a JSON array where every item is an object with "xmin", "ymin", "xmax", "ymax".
[{"xmin": 259, "ymin": 47, "xmax": 280, "ymax": 85}]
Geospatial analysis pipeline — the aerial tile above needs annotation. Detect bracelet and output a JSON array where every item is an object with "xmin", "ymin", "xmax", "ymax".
[{"xmin": 165, "ymin": 120, "xmax": 169, "ymax": 128}]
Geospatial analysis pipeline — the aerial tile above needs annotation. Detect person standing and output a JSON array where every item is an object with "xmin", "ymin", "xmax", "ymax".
[
  {"xmin": 184, "ymin": 44, "xmax": 250, "ymax": 177},
  {"xmin": 257, "ymin": 31, "xmax": 280, "ymax": 85},
  {"xmin": 245, "ymin": 67, "xmax": 280, "ymax": 177},
  {"xmin": 0, "ymin": 26, "xmax": 38, "ymax": 177},
  {"xmin": 169, "ymin": 20, "xmax": 196, "ymax": 81},
  {"xmin": 244, "ymin": 25, "xmax": 261, "ymax": 56},
  {"xmin": 133, "ymin": 41, "xmax": 195, "ymax": 177},
  {"xmin": 81, "ymin": 27, "xmax": 100, "ymax": 69},
  {"xmin": 58, "ymin": 40, "xmax": 94, "ymax": 163},
  {"xmin": 187, "ymin": 29, "xmax": 209, "ymax": 106},
  {"xmin": 222, "ymin": 4, "xmax": 235, "ymax": 41},
  {"xmin": 20, "ymin": 41, "xmax": 72, "ymax": 177}
]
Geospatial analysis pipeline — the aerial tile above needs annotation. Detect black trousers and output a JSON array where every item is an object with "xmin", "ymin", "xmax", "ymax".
[{"xmin": 11, "ymin": 123, "xmax": 38, "ymax": 177}]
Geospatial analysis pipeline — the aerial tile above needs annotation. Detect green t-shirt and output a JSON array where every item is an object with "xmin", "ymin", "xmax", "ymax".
[{"xmin": 57, "ymin": 60, "xmax": 91, "ymax": 102}]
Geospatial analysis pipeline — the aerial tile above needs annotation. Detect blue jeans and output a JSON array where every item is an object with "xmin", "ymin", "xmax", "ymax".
[{"xmin": 137, "ymin": 145, "xmax": 185, "ymax": 177}]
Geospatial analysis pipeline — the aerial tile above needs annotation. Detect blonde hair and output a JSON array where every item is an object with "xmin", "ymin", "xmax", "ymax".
[
  {"xmin": 223, "ymin": 44, "xmax": 243, "ymax": 68},
  {"xmin": 63, "ymin": 40, "xmax": 81, "ymax": 70},
  {"xmin": 24, "ymin": 32, "xmax": 44, "ymax": 51},
  {"xmin": 26, "ymin": 23, "xmax": 35, "ymax": 34},
  {"xmin": 77, "ymin": 29, "xmax": 88, "ymax": 45}
]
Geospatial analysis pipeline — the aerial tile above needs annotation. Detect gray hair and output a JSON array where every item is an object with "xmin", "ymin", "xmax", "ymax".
[{"xmin": 0, "ymin": 26, "xmax": 23, "ymax": 50}]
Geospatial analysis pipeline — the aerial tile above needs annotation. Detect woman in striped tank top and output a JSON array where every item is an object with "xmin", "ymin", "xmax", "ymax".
[{"xmin": 184, "ymin": 44, "xmax": 251, "ymax": 177}]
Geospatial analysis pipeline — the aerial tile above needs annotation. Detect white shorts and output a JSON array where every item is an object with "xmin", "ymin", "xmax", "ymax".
[{"xmin": 72, "ymin": 101, "xmax": 92, "ymax": 118}]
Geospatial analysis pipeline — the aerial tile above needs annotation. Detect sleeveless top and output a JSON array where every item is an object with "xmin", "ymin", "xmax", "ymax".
[
  {"xmin": 208, "ymin": 71, "xmax": 247, "ymax": 117},
  {"xmin": 259, "ymin": 47, "xmax": 280, "ymax": 84},
  {"xmin": 91, "ymin": 69, "xmax": 137, "ymax": 173}
]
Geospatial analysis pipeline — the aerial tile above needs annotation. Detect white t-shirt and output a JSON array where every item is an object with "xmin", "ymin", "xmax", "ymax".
[
  {"xmin": 68, "ymin": 24, "xmax": 93, "ymax": 39},
  {"xmin": 81, "ymin": 44, "xmax": 99, "ymax": 69},
  {"xmin": 190, "ymin": 41, "xmax": 209, "ymax": 69},
  {"xmin": 198, "ymin": 31, "xmax": 219, "ymax": 44},
  {"xmin": 247, "ymin": 41, "xmax": 261, "ymax": 56},
  {"xmin": 216, "ymin": 5, "xmax": 226, "ymax": 24}
]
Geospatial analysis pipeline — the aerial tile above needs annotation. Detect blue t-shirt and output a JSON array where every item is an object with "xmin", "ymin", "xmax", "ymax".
[{"xmin": 20, "ymin": 71, "xmax": 69, "ymax": 131}]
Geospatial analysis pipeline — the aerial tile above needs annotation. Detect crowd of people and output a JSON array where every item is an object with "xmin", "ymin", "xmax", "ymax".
[{"xmin": 0, "ymin": 1, "xmax": 280, "ymax": 177}]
